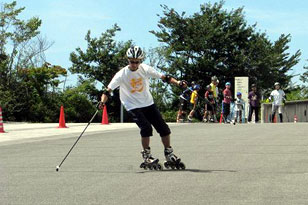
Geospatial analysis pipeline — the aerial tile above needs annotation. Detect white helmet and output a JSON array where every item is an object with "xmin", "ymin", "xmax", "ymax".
[
  {"xmin": 274, "ymin": 82, "xmax": 280, "ymax": 86},
  {"xmin": 126, "ymin": 46, "xmax": 144, "ymax": 59},
  {"xmin": 211, "ymin": 76, "xmax": 218, "ymax": 81}
]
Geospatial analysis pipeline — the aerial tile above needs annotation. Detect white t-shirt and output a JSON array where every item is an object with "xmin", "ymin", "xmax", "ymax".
[
  {"xmin": 108, "ymin": 63, "xmax": 163, "ymax": 111},
  {"xmin": 235, "ymin": 98, "xmax": 245, "ymax": 111},
  {"xmin": 270, "ymin": 89, "xmax": 285, "ymax": 105}
]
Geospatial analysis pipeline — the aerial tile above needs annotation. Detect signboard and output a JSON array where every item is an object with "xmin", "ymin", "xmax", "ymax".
[{"xmin": 234, "ymin": 77, "xmax": 249, "ymax": 120}]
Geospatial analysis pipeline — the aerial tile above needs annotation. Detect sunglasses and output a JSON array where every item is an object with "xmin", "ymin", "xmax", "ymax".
[{"xmin": 129, "ymin": 60, "xmax": 140, "ymax": 64}]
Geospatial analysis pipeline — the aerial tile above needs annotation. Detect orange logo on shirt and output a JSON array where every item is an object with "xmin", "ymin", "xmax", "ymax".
[{"xmin": 130, "ymin": 78, "xmax": 144, "ymax": 93}]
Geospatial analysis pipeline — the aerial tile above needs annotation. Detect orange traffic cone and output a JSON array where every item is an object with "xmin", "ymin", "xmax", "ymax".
[
  {"xmin": 58, "ymin": 106, "xmax": 68, "ymax": 128},
  {"xmin": 219, "ymin": 113, "xmax": 223, "ymax": 123},
  {"xmin": 102, "ymin": 105, "xmax": 109, "ymax": 125},
  {"xmin": 0, "ymin": 107, "xmax": 5, "ymax": 133},
  {"xmin": 294, "ymin": 114, "xmax": 298, "ymax": 123}
]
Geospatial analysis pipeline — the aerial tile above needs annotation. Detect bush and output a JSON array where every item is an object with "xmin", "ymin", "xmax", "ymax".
[{"xmin": 162, "ymin": 110, "xmax": 177, "ymax": 122}]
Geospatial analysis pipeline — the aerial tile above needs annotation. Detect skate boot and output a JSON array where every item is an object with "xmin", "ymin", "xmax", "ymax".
[
  {"xmin": 177, "ymin": 119, "xmax": 184, "ymax": 123},
  {"xmin": 164, "ymin": 147, "xmax": 186, "ymax": 170},
  {"xmin": 213, "ymin": 115, "xmax": 218, "ymax": 123},
  {"xmin": 140, "ymin": 148, "xmax": 163, "ymax": 171},
  {"xmin": 187, "ymin": 116, "xmax": 193, "ymax": 123}
]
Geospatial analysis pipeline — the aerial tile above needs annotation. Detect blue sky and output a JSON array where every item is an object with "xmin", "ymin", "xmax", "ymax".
[{"xmin": 2, "ymin": 0, "xmax": 308, "ymax": 86}]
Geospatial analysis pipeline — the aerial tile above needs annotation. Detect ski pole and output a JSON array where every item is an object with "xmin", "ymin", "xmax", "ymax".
[{"xmin": 56, "ymin": 105, "xmax": 100, "ymax": 172}]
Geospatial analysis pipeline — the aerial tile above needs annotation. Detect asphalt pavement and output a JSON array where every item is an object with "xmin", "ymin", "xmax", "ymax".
[{"xmin": 1, "ymin": 123, "xmax": 308, "ymax": 204}]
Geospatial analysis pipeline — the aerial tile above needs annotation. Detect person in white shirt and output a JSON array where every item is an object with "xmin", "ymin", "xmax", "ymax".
[
  {"xmin": 269, "ymin": 82, "xmax": 286, "ymax": 123},
  {"xmin": 232, "ymin": 92, "xmax": 245, "ymax": 124},
  {"xmin": 100, "ymin": 46, "xmax": 186, "ymax": 170}
]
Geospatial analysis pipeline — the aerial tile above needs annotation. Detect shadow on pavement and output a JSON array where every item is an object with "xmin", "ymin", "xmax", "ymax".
[
  {"xmin": 51, "ymin": 168, "xmax": 237, "ymax": 174},
  {"xmin": 137, "ymin": 169, "xmax": 237, "ymax": 174}
]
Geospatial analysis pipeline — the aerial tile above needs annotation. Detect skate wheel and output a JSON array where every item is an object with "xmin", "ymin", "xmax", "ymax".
[
  {"xmin": 154, "ymin": 164, "xmax": 160, "ymax": 171},
  {"xmin": 140, "ymin": 163, "xmax": 145, "ymax": 169},
  {"xmin": 149, "ymin": 165, "xmax": 153, "ymax": 170},
  {"xmin": 153, "ymin": 165, "xmax": 158, "ymax": 170},
  {"xmin": 179, "ymin": 162, "xmax": 186, "ymax": 170},
  {"xmin": 171, "ymin": 165, "xmax": 176, "ymax": 170},
  {"xmin": 164, "ymin": 162, "xmax": 170, "ymax": 169}
]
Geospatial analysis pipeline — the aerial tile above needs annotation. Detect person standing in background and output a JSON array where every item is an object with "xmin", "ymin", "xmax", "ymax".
[
  {"xmin": 210, "ymin": 76, "xmax": 219, "ymax": 122},
  {"xmin": 203, "ymin": 85, "xmax": 216, "ymax": 122},
  {"xmin": 269, "ymin": 82, "xmax": 286, "ymax": 123},
  {"xmin": 233, "ymin": 92, "xmax": 245, "ymax": 124},
  {"xmin": 222, "ymin": 82, "xmax": 232, "ymax": 123},
  {"xmin": 248, "ymin": 84, "xmax": 261, "ymax": 123}
]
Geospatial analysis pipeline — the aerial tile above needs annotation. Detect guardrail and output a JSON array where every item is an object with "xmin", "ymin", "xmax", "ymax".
[{"xmin": 261, "ymin": 100, "xmax": 308, "ymax": 123}]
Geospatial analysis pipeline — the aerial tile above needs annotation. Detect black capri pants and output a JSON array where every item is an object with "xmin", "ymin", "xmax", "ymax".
[{"xmin": 128, "ymin": 104, "xmax": 171, "ymax": 138}]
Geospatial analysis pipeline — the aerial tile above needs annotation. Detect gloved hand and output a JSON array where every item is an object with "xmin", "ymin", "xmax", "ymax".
[
  {"xmin": 179, "ymin": 80, "xmax": 188, "ymax": 88},
  {"xmin": 97, "ymin": 101, "xmax": 105, "ymax": 110},
  {"xmin": 282, "ymin": 98, "xmax": 286, "ymax": 104}
]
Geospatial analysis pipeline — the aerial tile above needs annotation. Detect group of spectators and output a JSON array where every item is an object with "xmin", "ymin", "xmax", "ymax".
[{"xmin": 177, "ymin": 77, "xmax": 286, "ymax": 123}]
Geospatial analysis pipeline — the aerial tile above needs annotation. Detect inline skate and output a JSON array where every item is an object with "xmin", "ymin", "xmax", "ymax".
[
  {"xmin": 164, "ymin": 147, "xmax": 186, "ymax": 170},
  {"xmin": 140, "ymin": 148, "xmax": 163, "ymax": 171}
]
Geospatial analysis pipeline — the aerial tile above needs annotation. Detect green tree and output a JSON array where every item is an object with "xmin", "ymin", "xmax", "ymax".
[
  {"xmin": 4, "ymin": 63, "xmax": 67, "ymax": 122},
  {"xmin": 0, "ymin": 1, "xmax": 42, "ymax": 87},
  {"xmin": 151, "ymin": 1, "xmax": 301, "ymax": 103},
  {"xmin": 0, "ymin": 1, "xmax": 60, "ymax": 121},
  {"xmin": 286, "ymin": 86, "xmax": 306, "ymax": 101},
  {"xmin": 69, "ymin": 24, "xmax": 133, "ymax": 122},
  {"xmin": 70, "ymin": 24, "xmax": 132, "ymax": 86},
  {"xmin": 299, "ymin": 60, "xmax": 308, "ymax": 99},
  {"xmin": 147, "ymin": 47, "xmax": 175, "ymax": 112},
  {"xmin": 60, "ymin": 80, "xmax": 99, "ymax": 122},
  {"xmin": 300, "ymin": 60, "xmax": 308, "ymax": 84}
]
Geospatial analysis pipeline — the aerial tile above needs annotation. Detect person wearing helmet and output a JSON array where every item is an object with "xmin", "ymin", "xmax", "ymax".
[
  {"xmin": 269, "ymin": 82, "xmax": 286, "ymax": 123},
  {"xmin": 203, "ymin": 85, "xmax": 216, "ymax": 122},
  {"xmin": 222, "ymin": 82, "xmax": 233, "ymax": 123},
  {"xmin": 177, "ymin": 81, "xmax": 196, "ymax": 123},
  {"xmin": 100, "ymin": 46, "xmax": 187, "ymax": 170},
  {"xmin": 187, "ymin": 84, "xmax": 201, "ymax": 122},
  {"xmin": 210, "ymin": 76, "xmax": 218, "ymax": 99},
  {"xmin": 210, "ymin": 76, "xmax": 219, "ymax": 122},
  {"xmin": 248, "ymin": 84, "xmax": 260, "ymax": 123},
  {"xmin": 232, "ymin": 92, "xmax": 245, "ymax": 124},
  {"xmin": 215, "ymin": 79, "xmax": 220, "ymax": 98},
  {"xmin": 191, "ymin": 81, "xmax": 196, "ymax": 87}
]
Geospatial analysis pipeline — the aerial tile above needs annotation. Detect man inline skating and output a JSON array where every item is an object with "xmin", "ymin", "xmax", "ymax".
[
  {"xmin": 187, "ymin": 84, "xmax": 201, "ymax": 122},
  {"xmin": 100, "ymin": 46, "xmax": 186, "ymax": 170},
  {"xmin": 177, "ymin": 81, "xmax": 195, "ymax": 123}
]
